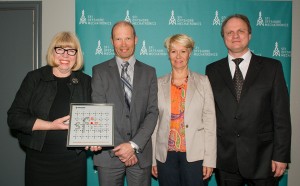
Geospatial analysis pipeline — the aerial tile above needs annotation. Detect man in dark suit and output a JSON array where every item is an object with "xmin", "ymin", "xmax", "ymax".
[
  {"xmin": 206, "ymin": 14, "xmax": 291, "ymax": 186},
  {"xmin": 90, "ymin": 21, "xmax": 158, "ymax": 186}
]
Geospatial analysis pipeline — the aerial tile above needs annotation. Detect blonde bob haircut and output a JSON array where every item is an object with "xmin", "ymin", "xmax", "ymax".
[
  {"xmin": 164, "ymin": 34, "xmax": 195, "ymax": 53},
  {"xmin": 46, "ymin": 31, "xmax": 84, "ymax": 71}
]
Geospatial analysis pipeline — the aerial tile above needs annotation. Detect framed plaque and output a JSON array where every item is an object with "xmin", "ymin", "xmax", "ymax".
[{"xmin": 67, "ymin": 103, "xmax": 114, "ymax": 147}]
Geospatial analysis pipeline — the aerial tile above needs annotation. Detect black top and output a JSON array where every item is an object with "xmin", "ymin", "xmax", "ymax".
[{"xmin": 44, "ymin": 76, "xmax": 70, "ymax": 152}]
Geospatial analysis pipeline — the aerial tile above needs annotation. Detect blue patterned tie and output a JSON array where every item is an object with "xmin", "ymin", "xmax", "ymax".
[
  {"xmin": 121, "ymin": 62, "xmax": 132, "ymax": 108},
  {"xmin": 232, "ymin": 58, "xmax": 244, "ymax": 102}
]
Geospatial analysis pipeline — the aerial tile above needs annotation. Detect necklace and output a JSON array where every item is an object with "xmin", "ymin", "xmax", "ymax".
[{"xmin": 171, "ymin": 75, "xmax": 188, "ymax": 88}]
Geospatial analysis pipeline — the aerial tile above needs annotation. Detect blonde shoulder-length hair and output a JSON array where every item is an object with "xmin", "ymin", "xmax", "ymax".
[{"xmin": 46, "ymin": 31, "xmax": 84, "ymax": 71}]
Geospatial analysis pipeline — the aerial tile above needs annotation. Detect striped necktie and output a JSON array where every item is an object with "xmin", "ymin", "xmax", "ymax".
[
  {"xmin": 121, "ymin": 62, "xmax": 132, "ymax": 108},
  {"xmin": 232, "ymin": 58, "xmax": 244, "ymax": 102}
]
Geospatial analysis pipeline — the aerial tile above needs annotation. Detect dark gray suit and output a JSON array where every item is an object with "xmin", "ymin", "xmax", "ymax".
[
  {"xmin": 91, "ymin": 57, "xmax": 158, "ymax": 170},
  {"xmin": 206, "ymin": 53, "xmax": 291, "ymax": 179}
]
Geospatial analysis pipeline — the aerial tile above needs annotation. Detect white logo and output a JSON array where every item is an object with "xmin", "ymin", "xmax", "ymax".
[
  {"xmin": 256, "ymin": 11, "xmax": 264, "ymax": 26},
  {"xmin": 125, "ymin": 10, "xmax": 131, "ymax": 23},
  {"xmin": 273, "ymin": 42, "xmax": 280, "ymax": 57},
  {"xmin": 256, "ymin": 11, "xmax": 288, "ymax": 27},
  {"xmin": 212, "ymin": 10, "xmax": 227, "ymax": 26},
  {"xmin": 169, "ymin": 10, "xmax": 176, "ymax": 25},
  {"xmin": 95, "ymin": 40, "xmax": 103, "ymax": 55},
  {"xmin": 94, "ymin": 40, "xmax": 114, "ymax": 56},
  {"xmin": 139, "ymin": 40, "xmax": 167, "ymax": 56},
  {"xmin": 79, "ymin": 10, "xmax": 87, "ymax": 25},
  {"xmin": 124, "ymin": 10, "xmax": 156, "ymax": 26},
  {"xmin": 140, "ymin": 40, "xmax": 148, "ymax": 55},
  {"xmin": 79, "ymin": 9, "xmax": 112, "ymax": 26},
  {"xmin": 272, "ymin": 42, "xmax": 291, "ymax": 58},
  {"xmin": 169, "ymin": 10, "xmax": 201, "ymax": 26},
  {"xmin": 212, "ymin": 10, "xmax": 221, "ymax": 25}
]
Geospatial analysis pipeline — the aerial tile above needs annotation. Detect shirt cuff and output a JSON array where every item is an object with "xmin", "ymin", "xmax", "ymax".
[{"xmin": 129, "ymin": 141, "xmax": 140, "ymax": 153}]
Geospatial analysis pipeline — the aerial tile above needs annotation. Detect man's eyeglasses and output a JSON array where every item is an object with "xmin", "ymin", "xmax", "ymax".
[{"xmin": 54, "ymin": 47, "xmax": 78, "ymax": 56}]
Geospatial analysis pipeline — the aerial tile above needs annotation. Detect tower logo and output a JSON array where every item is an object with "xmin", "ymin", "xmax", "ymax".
[
  {"xmin": 95, "ymin": 40, "xmax": 103, "ymax": 55},
  {"xmin": 213, "ymin": 10, "xmax": 221, "ymax": 26},
  {"xmin": 124, "ymin": 10, "xmax": 131, "ymax": 23},
  {"xmin": 79, "ymin": 9, "xmax": 87, "ymax": 24},
  {"xmin": 169, "ymin": 10, "xmax": 176, "ymax": 25},
  {"xmin": 256, "ymin": 11, "xmax": 264, "ymax": 26},
  {"xmin": 140, "ymin": 40, "xmax": 148, "ymax": 55},
  {"xmin": 273, "ymin": 42, "xmax": 280, "ymax": 57}
]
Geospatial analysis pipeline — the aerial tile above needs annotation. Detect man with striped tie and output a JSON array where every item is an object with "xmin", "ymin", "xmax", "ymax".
[{"xmin": 90, "ymin": 21, "xmax": 158, "ymax": 186}]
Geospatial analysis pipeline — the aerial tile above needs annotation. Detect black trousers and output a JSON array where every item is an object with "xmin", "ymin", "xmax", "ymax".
[
  {"xmin": 217, "ymin": 169, "xmax": 279, "ymax": 186},
  {"xmin": 157, "ymin": 151, "xmax": 207, "ymax": 186}
]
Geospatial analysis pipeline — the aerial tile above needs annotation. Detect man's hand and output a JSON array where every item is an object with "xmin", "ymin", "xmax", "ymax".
[
  {"xmin": 124, "ymin": 154, "xmax": 138, "ymax": 167},
  {"xmin": 113, "ymin": 143, "xmax": 135, "ymax": 162},
  {"xmin": 272, "ymin": 160, "xmax": 287, "ymax": 177}
]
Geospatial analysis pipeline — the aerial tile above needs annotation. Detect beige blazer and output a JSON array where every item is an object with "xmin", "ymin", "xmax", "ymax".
[{"xmin": 152, "ymin": 70, "xmax": 216, "ymax": 168}]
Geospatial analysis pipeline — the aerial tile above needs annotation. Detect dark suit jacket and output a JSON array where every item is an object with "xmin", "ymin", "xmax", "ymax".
[
  {"xmin": 206, "ymin": 53, "xmax": 291, "ymax": 179},
  {"xmin": 7, "ymin": 65, "xmax": 91, "ymax": 151},
  {"xmin": 91, "ymin": 57, "xmax": 158, "ymax": 168}
]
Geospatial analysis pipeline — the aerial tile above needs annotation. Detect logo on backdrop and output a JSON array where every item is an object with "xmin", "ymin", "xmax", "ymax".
[
  {"xmin": 212, "ymin": 10, "xmax": 226, "ymax": 26},
  {"xmin": 193, "ymin": 46, "xmax": 218, "ymax": 57},
  {"xmin": 256, "ymin": 11, "xmax": 289, "ymax": 27},
  {"xmin": 95, "ymin": 39, "xmax": 114, "ymax": 56},
  {"xmin": 169, "ymin": 10, "xmax": 201, "ymax": 26},
  {"xmin": 213, "ymin": 10, "xmax": 221, "ymax": 25},
  {"xmin": 140, "ymin": 41, "xmax": 148, "ymax": 55},
  {"xmin": 79, "ymin": 9, "xmax": 112, "ymax": 25},
  {"xmin": 95, "ymin": 40, "xmax": 103, "ymax": 55},
  {"xmin": 125, "ymin": 10, "xmax": 131, "ymax": 22},
  {"xmin": 79, "ymin": 10, "xmax": 87, "ymax": 24},
  {"xmin": 256, "ymin": 11, "xmax": 264, "ymax": 26},
  {"xmin": 273, "ymin": 42, "xmax": 291, "ymax": 58},
  {"xmin": 139, "ymin": 40, "xmax": 167, "ymax": 56},
  {"xmin": 124, "ymin": 10, "xmax": 156, "ymax": 25}
]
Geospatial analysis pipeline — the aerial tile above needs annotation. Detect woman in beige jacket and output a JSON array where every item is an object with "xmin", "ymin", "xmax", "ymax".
[{"xmin": 152, "ymin": 34, "xmax": 217, "ymax": 186}]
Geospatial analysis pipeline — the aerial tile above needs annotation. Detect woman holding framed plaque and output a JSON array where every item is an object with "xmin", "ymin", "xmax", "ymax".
[{"xmin": 7, "ymin": 32, "xmax": 91, "ymax": 186}]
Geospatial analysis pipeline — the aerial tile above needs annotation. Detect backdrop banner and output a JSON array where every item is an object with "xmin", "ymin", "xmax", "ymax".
[{"xmin": 76, "ymin": 1, "xmax": 292, "ymax": 185}]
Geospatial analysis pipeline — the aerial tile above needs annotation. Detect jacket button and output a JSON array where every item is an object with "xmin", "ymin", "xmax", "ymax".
[
  {"xmin": 185, "ymin": 125, "xmax": 188, "ymax": 128},
  {"xmin": 127, "ymin": 132, "xmax": 131, "ymax": 136},
  {"xmin": 237, "ymin": 134, "xmax": 240, "ymax": 137}
]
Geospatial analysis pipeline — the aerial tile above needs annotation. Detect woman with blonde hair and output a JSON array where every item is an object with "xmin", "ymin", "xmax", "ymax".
[
  {"xmin": 152, "ymin": 34, "xmax": 216, "ymax": 186},
  {"xmin": 8, "ymin": 31, "xmax": 90, "ymax": 186}
]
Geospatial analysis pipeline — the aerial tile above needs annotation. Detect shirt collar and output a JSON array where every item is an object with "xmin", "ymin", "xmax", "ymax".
[
  {"xmin": 116, "ymin": 56, "xmax": 136, "ymax": 71},
  {"xmin": 228, "ymin": 49, "xmax": 252, "ymax": 64}
]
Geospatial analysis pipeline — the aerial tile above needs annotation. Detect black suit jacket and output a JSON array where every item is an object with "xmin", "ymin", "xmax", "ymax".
[{"xmin": 206, "ymin": 53, "xmax": 291, "ymax": 179}]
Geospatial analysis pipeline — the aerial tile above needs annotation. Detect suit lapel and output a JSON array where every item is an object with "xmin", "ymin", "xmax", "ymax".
[
  {"xmin": 130, "ymin": 61, "xmax": 140, "ymax": 110},
  {"xmin": 131, "ymin": 60, "xmax": 148, "ymax": 113},
  {"xmin": 161, "ymin": 74, "xmax": 171, "ymax": 117},
  {"xmin": 185, "ymin": 71, "xmax": 196, "ymax": 111},
  {"xmin": 217, "ymin": 58, "xmax": 237, "ymax": 99},
  {"xmin": 108, "ymin": 59, "xmax": 126, "ymax": 106},
  {"xmin": 241, "ymin": 54, "xmax": 263, "ymax": 95}
]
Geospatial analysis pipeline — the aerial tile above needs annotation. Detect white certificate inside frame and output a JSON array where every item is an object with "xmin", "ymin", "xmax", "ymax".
[{"xmin": 67, "ymin": 103, "xmax": 114, "ymax": 147}]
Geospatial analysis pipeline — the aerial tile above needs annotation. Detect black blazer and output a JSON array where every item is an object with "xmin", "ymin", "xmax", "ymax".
[
  {"xmin": 206, "ymin": 53, "xmax": 291, "ymax": 179},
  {"xmin": 7, "ymin": 65, "xmax": 91, "ymax": 151}
]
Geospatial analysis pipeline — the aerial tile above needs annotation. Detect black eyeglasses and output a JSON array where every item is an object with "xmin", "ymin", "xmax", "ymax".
[{"xmin": 54, "ymin": 47, "xmax": 78, "ymax": 56}]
